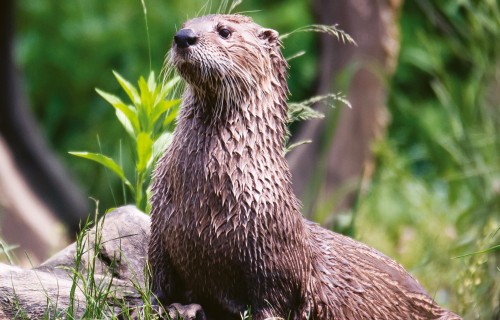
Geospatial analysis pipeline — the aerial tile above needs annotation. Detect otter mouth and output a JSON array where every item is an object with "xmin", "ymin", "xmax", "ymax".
[
  {"xmin": 172, "ymin": 44, "xmax": 193, "ymax": 57},
  {"xmin": 170, "ymin": 39, "xmax": 193, "ymax": 59},
  {"xmin": 170, "ymin": 49, "xmax": 201, "ymax": 83}
]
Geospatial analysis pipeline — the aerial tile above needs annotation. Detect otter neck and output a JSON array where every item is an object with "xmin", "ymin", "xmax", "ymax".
[
  {"xmin": 170, "ymin": 80, "xmax": 299, "ymax": 225},
  {"xmin": 180, "ymin": 81, "xmax": 289, "ymax": 155}
]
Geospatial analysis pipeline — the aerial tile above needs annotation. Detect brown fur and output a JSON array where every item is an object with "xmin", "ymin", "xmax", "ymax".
[{"xmin": 149, "ymin": 14, "xmax": 461, "ymax": 319}]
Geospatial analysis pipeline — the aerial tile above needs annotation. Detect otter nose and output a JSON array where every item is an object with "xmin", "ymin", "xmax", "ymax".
[{"xmin": 174, "ymin": 29, "xmax": 198, "ymax": 48}]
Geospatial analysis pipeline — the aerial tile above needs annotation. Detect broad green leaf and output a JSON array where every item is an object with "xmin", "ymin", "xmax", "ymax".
[
  {"xmin": 138, "ymin": 77, "xmax": 153, "ymax": 131},
  {"xmin": 152, "ymin": 99, "xmax": 181, "ymax": 124},
  {"xmin": 154, "ymin": 87, "xmax": 169, "ymax": 107},
  {"xmin": 138, "ymin": 76, "xmax": 152, "ymax": 114},
  {"xmin": 112, "ymin": 71, "xmax": 141, "ymax": 106},
  {"xmin": 160, "ymin": 76, "xmax": 181, "ymax": 97},
  {"xmin": 152, "ymin": 131, "xmax": 173, "ymax": 165},
  {"xmin": 163, "ymin": 108, "xmax": 179, "ymax": 128},
  {"xmin": 95, "ymin": 89, "xmax": 139, "ymax": 133},
  {"xmin": 136, "ymin": 132, "xmax": 153, "ymax": 173},
  {"xmin": 115, "ymin": 109, "xmax": 135, "ymax": 140},
  {"xmin": 147, "ymin": 71, "xmax": 156, "ymax": 93},
  {"xmin": 69, "ymin": 152, "xmax": 134, "ymax": 193}
]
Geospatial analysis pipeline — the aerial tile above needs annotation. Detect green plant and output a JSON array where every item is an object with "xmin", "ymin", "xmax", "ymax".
[{"xmin": 70, "ymin": 71, "xmax": 180, "ymax": 212}]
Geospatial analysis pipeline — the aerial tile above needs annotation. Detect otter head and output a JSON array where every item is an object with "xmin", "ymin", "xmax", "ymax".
[{"xmin": 170, "ymin": 14, "xmax": 288, "ymax": 107}]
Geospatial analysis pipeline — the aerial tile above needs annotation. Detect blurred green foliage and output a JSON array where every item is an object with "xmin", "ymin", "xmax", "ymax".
[
  {"xmin": 354, "ymin": 1, "xmax": 500, "ymax": 318},
  {"xmin": 13, "ymin": 0, "xmax": 500, "ymax": 317}
]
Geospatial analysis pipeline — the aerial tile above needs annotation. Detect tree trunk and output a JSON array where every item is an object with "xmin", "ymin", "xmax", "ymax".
[{"xmin": 287, "ymin": 0, "xmax": 402, "ymax": 221}]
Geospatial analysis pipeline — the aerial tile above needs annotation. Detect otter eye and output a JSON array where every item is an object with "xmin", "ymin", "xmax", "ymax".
[{"xmin": 218, "ymin": 28, "xmax": 231, "ymax": 39}]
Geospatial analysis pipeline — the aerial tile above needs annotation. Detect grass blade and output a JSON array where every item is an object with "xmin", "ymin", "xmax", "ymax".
[{"xmin": 69, "ymin": 152, "xmax": 134, "ymax": 193}]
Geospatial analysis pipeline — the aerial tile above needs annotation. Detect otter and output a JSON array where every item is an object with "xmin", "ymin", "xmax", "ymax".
[{"xmin": 149, "ymin": 14, "xmax": 461, "ymax": 320}]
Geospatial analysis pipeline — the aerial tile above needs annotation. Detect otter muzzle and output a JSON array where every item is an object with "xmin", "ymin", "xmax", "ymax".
[{"xmin": 174, "ymin": 29, "xmax": 198, "ymax": 49}]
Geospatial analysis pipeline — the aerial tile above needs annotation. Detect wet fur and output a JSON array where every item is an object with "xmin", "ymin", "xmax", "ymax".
[{"xmin": 149, "ymin": 14, "xmax": 461, "ymax": 320}]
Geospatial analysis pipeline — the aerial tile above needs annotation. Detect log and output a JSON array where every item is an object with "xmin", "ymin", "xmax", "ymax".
[{"xmin": 0, "ymin": 206, "xmax": 149, "ymax": 319}]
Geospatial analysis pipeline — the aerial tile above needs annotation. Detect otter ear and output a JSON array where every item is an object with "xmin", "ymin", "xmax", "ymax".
[{"xmin": 258, "ymin": 28, "xmax": 279, "ymax": 45}]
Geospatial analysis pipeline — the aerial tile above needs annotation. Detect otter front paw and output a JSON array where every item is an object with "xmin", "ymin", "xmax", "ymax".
[{"xmin": 165, "ymin": 303, "xmax": 206, "ymax": 320}]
